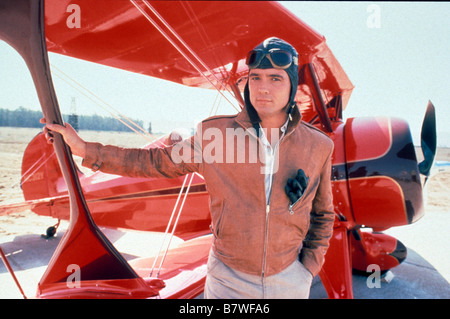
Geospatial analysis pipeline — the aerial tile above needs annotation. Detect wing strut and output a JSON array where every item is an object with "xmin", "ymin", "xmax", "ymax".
[
  {"xmin": 130, "ymin": 0, "xmax": 242, "ymax": 111},
  {"xmin": 306, "ymin": 63, "xmax": 333, "ymax": 132},
  {"xmin": 0, "ymin": 0, "xmax": 162, "ymax": 298}
]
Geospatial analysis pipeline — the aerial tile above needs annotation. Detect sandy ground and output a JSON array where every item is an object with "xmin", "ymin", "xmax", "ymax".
[{"xmin": 0, "ymin": 126, "xmax": 449, "ymax": 299}]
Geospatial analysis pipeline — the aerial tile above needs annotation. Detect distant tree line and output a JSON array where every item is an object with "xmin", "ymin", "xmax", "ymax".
[{"xmin": 0, "ymin": 107, "xmax": 144, "ymax": 132}]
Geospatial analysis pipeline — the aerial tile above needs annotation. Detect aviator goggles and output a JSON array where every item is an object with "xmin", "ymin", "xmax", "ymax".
[{"xmin": 246, "ymin": 49, "xmax": 298, "ymax": 70}]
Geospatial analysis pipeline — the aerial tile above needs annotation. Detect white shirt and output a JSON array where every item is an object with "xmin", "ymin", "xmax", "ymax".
[{"xmin": 259, "ymin": 118, "xmax": 289, "ymax": 205}]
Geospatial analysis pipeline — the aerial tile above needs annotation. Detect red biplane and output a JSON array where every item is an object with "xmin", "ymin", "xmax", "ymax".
[{"xmin": 0, "ymin": 0, "xmax": 436, "ymax": 299}]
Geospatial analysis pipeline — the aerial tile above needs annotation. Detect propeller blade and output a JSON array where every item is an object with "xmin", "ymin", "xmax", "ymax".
[{"xmin": 418, "ymin": 101, "xmax": 437, "ymax": 177}]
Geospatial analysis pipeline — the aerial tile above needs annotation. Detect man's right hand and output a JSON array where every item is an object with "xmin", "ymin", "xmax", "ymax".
[{"xmin": 40, "ymin": 118, "xmax": 87, "ymax": 158}]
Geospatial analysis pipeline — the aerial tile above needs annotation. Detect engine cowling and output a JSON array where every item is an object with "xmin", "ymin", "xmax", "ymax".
[{"xmin": 344, "ymin": 116, "xmax": 423, "ymax": 231}]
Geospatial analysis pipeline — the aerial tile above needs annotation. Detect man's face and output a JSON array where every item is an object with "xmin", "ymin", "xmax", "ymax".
[{"xmin": 248, "ymin": 68, "xmax": 291, "ymax": 120}]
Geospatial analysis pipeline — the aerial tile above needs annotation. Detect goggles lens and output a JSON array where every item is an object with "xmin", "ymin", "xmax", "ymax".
[{"xmin": 246, "ymin": 50, "xmax": 295, "ymax": 70}]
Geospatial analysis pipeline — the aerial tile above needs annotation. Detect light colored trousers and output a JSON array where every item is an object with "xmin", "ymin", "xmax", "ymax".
[{"xmin": 204, "ymin": 250, "xmax": 313, "ymax": 299}]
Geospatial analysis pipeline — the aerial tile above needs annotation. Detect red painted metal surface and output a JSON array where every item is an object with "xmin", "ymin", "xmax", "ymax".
[
  {"xmin": 130, "ymin": 235, "xmax": 212, "ymax": 299},
  {"xmin": 344, "ymin": 116, "xmax": 424, "ymax": 229},
  {"xmin": 345, "ymin": 117, "xmax": 392, "ymax": 163},
  {"xmin": 351, "ymin": 230, "xmax": 406, "ymax": 275},
  {"xmin": 349, "ymin": 176, "xmax": 408, "ymax": 228},
  {"xmin": 319, "ymin": 224, "xmax": 353, "ymax": 299}
]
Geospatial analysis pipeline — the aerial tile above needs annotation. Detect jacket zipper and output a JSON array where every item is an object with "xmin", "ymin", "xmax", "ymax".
[
  {"xmin": 261, "ymin": 132, "xmax": 285, "ymax": 278},
  {"xmin": 288, "ymin": 175, "xmax": 309, "ymax": 214},
  {"xmin": 262, "ymin": 203, "xmax": 270, "ymax": 278},
  {"xmin": 262, "ymin": 171, "xmax": 274, "ymax": 278},
  {"xmin": 288, "ymin": 194, "xmax": 302, "ymax": 215}
]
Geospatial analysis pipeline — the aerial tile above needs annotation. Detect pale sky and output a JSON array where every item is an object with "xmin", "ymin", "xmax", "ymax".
[{"xmin": 0, "ymin": 1, "xmax": 449, "ymax": 146}]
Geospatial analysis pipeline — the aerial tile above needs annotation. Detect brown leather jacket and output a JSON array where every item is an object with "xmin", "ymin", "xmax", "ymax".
[{"xmin": 82, "ymin": 106, "xmax": 335, "ymax": 277}]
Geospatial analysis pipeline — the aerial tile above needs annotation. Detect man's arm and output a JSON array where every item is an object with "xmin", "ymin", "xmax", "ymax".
[
  {"xmin": 41, "ymin": 117, "xmax": 202, "ymax": 178},
  {"xmin": 299, "ymin": 145, "xmax": 335, "ymax": 277},
  {"xmin": 82, "ymin": 135, "xmax": 201, "ymax": 178}
]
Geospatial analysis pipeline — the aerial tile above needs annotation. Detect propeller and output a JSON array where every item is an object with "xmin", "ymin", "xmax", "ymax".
[{"xmin": 418, "ymin": 101, "xmax": 437, "ymax": 179}]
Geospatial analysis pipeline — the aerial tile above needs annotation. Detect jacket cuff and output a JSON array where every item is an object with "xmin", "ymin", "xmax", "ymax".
[{"xmin": 81, "ymin": 142, "xmax": 103, "ymax": 172}]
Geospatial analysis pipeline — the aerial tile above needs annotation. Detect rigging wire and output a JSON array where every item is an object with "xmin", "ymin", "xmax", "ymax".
[
  {"xmin": 148, "ymin": 174, "xmax": 188, "ymax": 277},
  {"xmin": 155, "ymin": 172, "xmax": 195, "ymax": 278},
  {"xmin": 130, "ymin": 0, "xmax": 241, "ymax": 113},
  {"xmin": 12, "ymin": 152, "xmax": 55, "ymax": 189},
  {"xmin": 50, "ymin": 64, "xmax": 163, "ymax": 145},
  {"xmin": 209, "ymin": 90, "xmax": 223, "ymax": 117},
  {"xmin": 179, "ymin": 1, "xmax": 229, "ymax": 82},
  {"xmin": 149, "ymin": 173, "xmax": 194, "ymax": 278},
  {"xmin": 142, "ymin": 1, "xmax": 231, "ymax": 94},
  {"xmin": 51, "ymin": 65, "xmax": 148, "ymax": 136}
]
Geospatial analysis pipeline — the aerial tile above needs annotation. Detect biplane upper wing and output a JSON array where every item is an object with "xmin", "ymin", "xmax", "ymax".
[
  {"xmin": 0, "ymin": 1, "xmax": 353, "ymax": 216},
  {"xmin": 44, "ymin": 0, "xmax": 354, "ymax": 121}
]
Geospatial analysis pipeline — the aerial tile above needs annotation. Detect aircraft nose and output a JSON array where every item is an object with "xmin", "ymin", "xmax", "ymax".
[{"xmin": 388, "ymin": 239, "xmax": 407, "ymax": 264}]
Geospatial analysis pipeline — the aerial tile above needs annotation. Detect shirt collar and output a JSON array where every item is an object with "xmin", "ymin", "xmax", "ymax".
[{"xmin": 258, "ymin": 116, "xmax": 290, "ymax": 149}]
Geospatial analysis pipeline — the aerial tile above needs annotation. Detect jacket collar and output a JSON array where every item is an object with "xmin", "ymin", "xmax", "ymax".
[{"xmin": 235, "ymin": 103, "xmax": 302, "ymax": 136}]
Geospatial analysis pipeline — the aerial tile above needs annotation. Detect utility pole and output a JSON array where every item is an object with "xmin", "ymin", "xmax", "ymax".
[{"xmin": 68, "ymin": 96, "xmax": 79, "ymax": 131}]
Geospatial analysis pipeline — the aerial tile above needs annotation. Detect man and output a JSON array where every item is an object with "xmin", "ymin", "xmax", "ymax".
[{"xmin": 42, "ymin": 37, "xmax": 335, "ymax": 299}]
